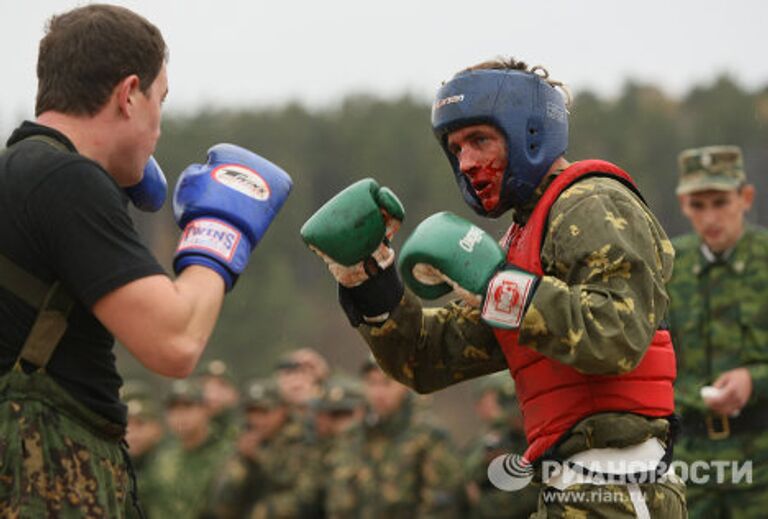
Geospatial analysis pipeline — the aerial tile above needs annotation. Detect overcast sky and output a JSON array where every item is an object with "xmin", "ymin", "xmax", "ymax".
[{"xmin": 2, "ymin": 1, "xmax": 767, "ymax": 133}]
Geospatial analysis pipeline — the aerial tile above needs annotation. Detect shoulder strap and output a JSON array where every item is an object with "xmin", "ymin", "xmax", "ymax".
[{"xmin": 1, "ymin": 133, "xmax": 74, "ymax": 369}]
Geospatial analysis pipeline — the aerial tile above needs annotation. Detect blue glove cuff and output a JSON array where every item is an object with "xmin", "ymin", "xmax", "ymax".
[
  {"xmin": 174, "ymin": 217, "xmax": 254, "ymax": 291},
  {"xmin": 173, "ymin": 254, "xmax": 237, "ymax": 291}
]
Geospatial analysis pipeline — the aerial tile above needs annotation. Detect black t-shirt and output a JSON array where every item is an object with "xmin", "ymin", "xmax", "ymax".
[{"xmin": 0, "ymin": 121, "xmax": 167, "ymax": 425}]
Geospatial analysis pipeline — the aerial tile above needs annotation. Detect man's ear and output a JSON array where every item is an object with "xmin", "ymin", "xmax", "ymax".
[
  {"xmin": 740, "ymin": 184, "xmax": 755, "ymax": 211},
  {"xmin": 677, "ymin": 194, "xmax": 691, "ymax": 218},
  {"xmin": 115, "ymin": 75, "xmax": 141, "ymax": 117}
]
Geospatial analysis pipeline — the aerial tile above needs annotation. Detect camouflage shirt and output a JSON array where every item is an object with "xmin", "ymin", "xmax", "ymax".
[
  {"xmin": 461, "ymin": 419, "xmax": 538, "ymax": 519},
  {"xmin": 141, "ymin": 432, "xmax": 232, "ymax": 518},
  {"xmin": 668, "ymin": 225, "xmax": 768, "ymax": 411},
  {"xmin": 321, "ymin": 397, "xmax": 463, "ymax": 519},
  {"xmin": 667, "ymin": 225, "xmax": 768, "ymax": 489},
  {"xmin": 208, "ymin": 415, "xmax": 321, "ymax": 519},
  {"xmin": 359, "ymin": 172, "xmax": 676, "ymax": 453}
]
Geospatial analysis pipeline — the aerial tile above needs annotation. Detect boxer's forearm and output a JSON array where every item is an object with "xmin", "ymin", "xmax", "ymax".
[{"xmin": 359, "ymin": 289, "xmax": 507, "ymax": 393}]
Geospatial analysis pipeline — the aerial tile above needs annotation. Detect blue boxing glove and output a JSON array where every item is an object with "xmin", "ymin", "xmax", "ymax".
[
  {"xmin": 125, "ymin": 156, "xmax": 167, "ymax": 212},
  {"xmin": 173, "ymin": 143, "xmax": 293, "ymax": 290}
]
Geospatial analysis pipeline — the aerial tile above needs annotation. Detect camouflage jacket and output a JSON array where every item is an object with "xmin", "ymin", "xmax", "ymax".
[
  {"xmin": 322, "ymin": 397, "xmax": 463, "ymax": 519},
  {"xmin": 667, "ymin": 225, "xmax": 768, "ymax": 486},
  {"xmin": 461, "ymin": 420, "xmax": 538, "ymax": 519},
  {"xmin": 208, "ymin": 415, "xmax": 321, "ymax": 519},
  {"xmin": 359, "ymin": 172, "xmax": 677, "ymax": 454},
  {"xmin": 142, "ymin": 431, "xmax": 233, "ymax": 519},
  {"xmin": 668, "ymin": 225, "xmax": 768, "ymax": 411}
]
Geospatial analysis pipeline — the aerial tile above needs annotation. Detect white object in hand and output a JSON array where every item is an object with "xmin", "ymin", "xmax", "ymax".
[
  {"xmin": 700, "ymin": 385, "xmax": 740, "ymax": 417},
  {"xmin": 700, "ymin": 385, "xmax": 723, "ymax": 400}
]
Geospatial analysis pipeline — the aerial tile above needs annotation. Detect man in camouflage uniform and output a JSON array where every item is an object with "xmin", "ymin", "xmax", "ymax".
[
  {"xmin": 122, "ymin": 380, "xmax": 167, "ymax": 517},
  {"xmin": 292, "ymin": 375, "xmax": 366, "ymax": 517},
  {"xmin": 143, "ymin": 379, "xmax": 232, "ymax": 518},
  {"xmin": 275, "ymin": 348, "xmax": 328, "ymax": 418},
  {"xmin": 319, "ymin": 358, "xmax": 462, "ymax": 518},
  {"xmin": 311, "ymin": 375, "xmax": 365, "ymax": 451},
  {"xmin": 208, "ymin": 378, "xmax": 320, "ymax": 518},
  {"xmin": 667, "ymin": 145, "xmax": 768, "ymax": 518},
  {"xmin": 462, "ymin": 375, "xmax": 538, "ymax": 518},
  {"xmin": 198, "ymin": 358, "xmax": 241, "ymax": 443},
  {"xmin": 302, "ymin": 57, "xmax": 686, "ymax": 517}
]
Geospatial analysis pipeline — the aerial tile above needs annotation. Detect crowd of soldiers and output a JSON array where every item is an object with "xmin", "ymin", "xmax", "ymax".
[{"xmin": 123, "ymin": 351, "xmax": 539, "ymax": 518}]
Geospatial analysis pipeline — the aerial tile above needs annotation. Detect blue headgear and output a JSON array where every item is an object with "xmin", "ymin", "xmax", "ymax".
[{"xmin": 431, "ymin": 69, "xmax": 569, "ymax": 217}]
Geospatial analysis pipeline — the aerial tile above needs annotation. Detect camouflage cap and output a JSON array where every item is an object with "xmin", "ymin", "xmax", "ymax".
[
  {"xmin": 165, "ymin": 379, "xmax": 205, "ymax": 406},
  {"xmin": 242, "ymin": 378, "xmax": 283, "ymax": 409},
  {"xmin": 314, "ymin": 377, "xmax": 364, "ymax": 413},
  {"xmin": 197, "ymin": 358, "xmax": 237, "ymax": 384},
  {"xmin": 274, "ymin": 348, "xmax": 330, "ymax": 382},
  {"xmin": 676, "ymin": 145, "xmax": 746, "ymax": 195}
]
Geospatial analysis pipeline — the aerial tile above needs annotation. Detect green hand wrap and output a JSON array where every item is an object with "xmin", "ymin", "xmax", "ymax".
[
  {"xmin": 398, "ymin": 211, "xmax": 506, "ymax": 300},
  {"xmin": 300, "ymin": 178, "xmax": 404, "ymax": 266}
]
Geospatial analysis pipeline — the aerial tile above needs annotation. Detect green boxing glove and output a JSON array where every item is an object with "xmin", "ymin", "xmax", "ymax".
[
  {"xmin": 398, "ymin": 211, "xmax": 539, "ymax": 329},
  {"xmin": 301, "ymin": 178, "xmax": 405, "ymax": 287}
]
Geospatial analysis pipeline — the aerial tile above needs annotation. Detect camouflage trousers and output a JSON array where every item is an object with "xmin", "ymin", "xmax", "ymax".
[
  {"xmin": 0, "ymin": 369, "xmax": 132, "ymax": 518},
  {"xmin": 531, "ymin": 475, "xmax": 687, "ymax": 518},
  {"xmin": 676, "ymin": 429, "xmax": 768, "ymax": 519}
]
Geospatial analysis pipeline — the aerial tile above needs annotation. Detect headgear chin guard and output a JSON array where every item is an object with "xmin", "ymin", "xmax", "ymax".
[{"xmin": 431, "ymin": 69, "xmax": 569, "ymax": 217}]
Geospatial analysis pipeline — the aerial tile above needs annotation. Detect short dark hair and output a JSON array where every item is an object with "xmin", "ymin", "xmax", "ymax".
[{"xmin": 35, "ymin": 4, "xmax": 167, "ymax": 116}]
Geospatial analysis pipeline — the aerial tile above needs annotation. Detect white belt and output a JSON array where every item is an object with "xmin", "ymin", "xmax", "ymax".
[{"xmin": 543, "ymin": 438, "xmax": 668, "ymax": 519}]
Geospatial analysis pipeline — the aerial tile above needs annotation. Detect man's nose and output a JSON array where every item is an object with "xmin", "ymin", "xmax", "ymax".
[{"xmin": 458, "ymin": 148, "xmax": 479, "ymax": 175}]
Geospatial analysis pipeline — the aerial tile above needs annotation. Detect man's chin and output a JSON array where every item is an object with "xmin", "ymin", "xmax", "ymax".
[{"xmin": 481, "ymin": 198, "xmax": 500, "ymax": 212}]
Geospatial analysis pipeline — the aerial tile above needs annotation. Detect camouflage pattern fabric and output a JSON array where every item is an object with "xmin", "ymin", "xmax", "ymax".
[
  {"xmin": 0, "ymin": 369, "xmax": 131, "ymax": 518},
  {"xmin": 462, "ymin": 419, "xmax": 539, "ymax": 518},
  {"xmin": 321, "ymin": 397, "xmax": 463, "ymax": 519},
  {"xmin": 208, "ymin": 416, "xmax": 320, "ymax": 519},
  {"xmin": 675, "ymin": 145, "xmax": 745, "ymax": 195},
  {"xmin": 531, "ymin": 477, "xmax": 687, "ymax": 518},
  {"xmin": 128, "ymin": 441, "xmax": 167, "ymax": 519},
  {"xmin": 355, "ymin": 173, "xmax": 683, "ymax": 515},
  {"xmin": 141, "ymin": 431, "xmax": 232, "ymax": 518},
  {"xmin": 667, "ymin": 225, "xmax": 768, "ymax": 518},
  {"xmin": 209, "ymin": 406, "xmax": 242, "ymax": 444}
]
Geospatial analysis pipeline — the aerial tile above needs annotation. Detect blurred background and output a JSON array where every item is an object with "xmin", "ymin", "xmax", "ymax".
[{"xmin": 3, "ymin": 0, "xmax": 767, "ymax": 443}]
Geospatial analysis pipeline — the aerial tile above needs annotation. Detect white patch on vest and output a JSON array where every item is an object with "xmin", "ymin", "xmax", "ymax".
[
  {"xmin": 433, "ymin": 94, "xmax": 465, "ymax": 110},
  {"xmin": 459, "ymin": 226, "xmax": 484, "ymax": 253},
  {"xmin": 178, "ymin": 219, "xmax": 241, "ymax": 262},
  {"xmin": 212, "ymin": 164, "xmax": 270, "ymax": 201},
  {"xmin": 482, "ymin": 270, "xmax": 536, "ymax": 329}
]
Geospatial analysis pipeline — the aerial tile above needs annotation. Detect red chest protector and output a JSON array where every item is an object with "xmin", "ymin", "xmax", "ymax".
[{"xmin": 494, "ymin": 160, "xmax": 676, "ymax": 463}]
